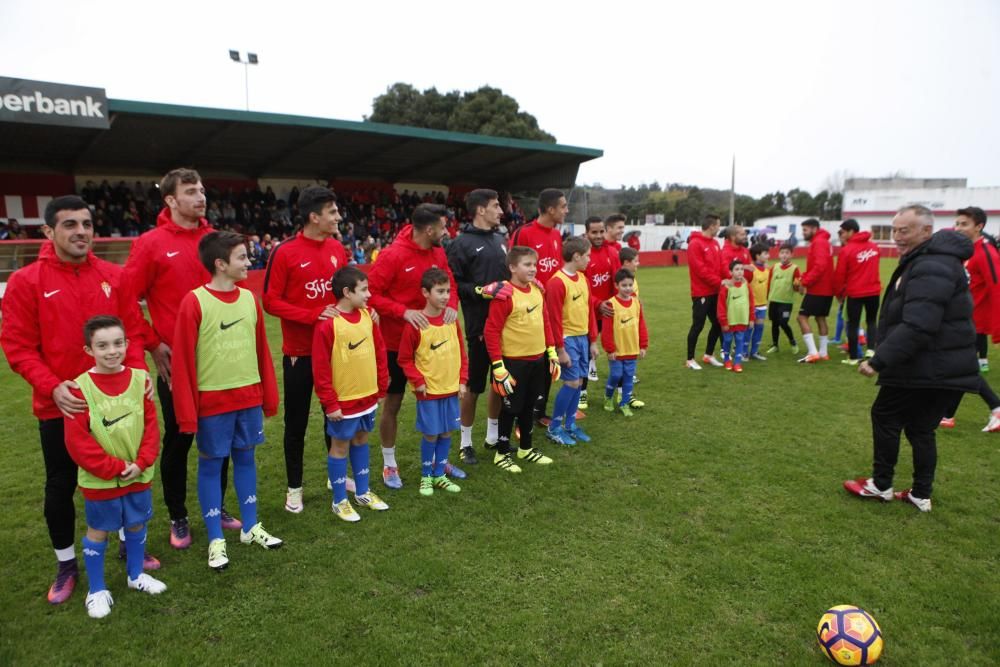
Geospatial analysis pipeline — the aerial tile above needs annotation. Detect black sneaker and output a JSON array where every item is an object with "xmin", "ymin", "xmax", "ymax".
[
  {"xmin": 459, "ymin": 446, "xmax": 478, "ymax": 465},
  {"xmin": 483, "ymin": 439, "xmax": 498, "ymax": 451}
]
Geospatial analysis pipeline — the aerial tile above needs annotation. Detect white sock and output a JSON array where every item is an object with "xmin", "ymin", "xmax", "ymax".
[
  {"xmin": 804, "ymin": 333, "xmax": 817, "ymax": 356},
  {"xmin": 382, "ymin": 447, "xmax": 397, "ymax": 468},
  {"xmin": 460, "ymin": 425, "xmax": 473, "ymax": 448},
  {"xmin": 118, "ymin": 528, "xmax": 126, "ymax": 541},
  {"xmin": 55, "ymin": 546, "xmax": 75, "ymax": 562},
  {"xmin": 818, "ymin": 335, "xmax": 829, "ymax": 356},
  {"xmin": 486, "ymin": 418, "xmax": 499, "ymax": 444}
]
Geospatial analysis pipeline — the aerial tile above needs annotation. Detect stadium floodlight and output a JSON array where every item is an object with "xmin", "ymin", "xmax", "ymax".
[{"xmin": 228, "ymin": 50, "xmax": 260, "ymax": 111}]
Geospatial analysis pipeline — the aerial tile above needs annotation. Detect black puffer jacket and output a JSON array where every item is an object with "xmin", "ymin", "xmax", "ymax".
[
  {"xmin": 446, "ymin": 223, "xmax": 510, "ymax": 339},
  {"xmin": 869, "ymin": 230, "xmax": 978, "ymax": 391}
]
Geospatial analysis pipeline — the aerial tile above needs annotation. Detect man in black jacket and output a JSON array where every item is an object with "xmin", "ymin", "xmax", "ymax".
[
  {"xmin": 845, "ymin": 205, "xmax": 978, "ymax": 512},
  {"xmin": 446, "ymin": 189, "xmax": 510, "ymax": 464}
]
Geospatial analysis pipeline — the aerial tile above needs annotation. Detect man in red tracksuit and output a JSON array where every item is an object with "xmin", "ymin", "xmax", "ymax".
[
  {"xmin": 262, "ymin": 185, "xmax": 350, "ymax": 513},
  {"xmin": 367, "ymin": 203, "xmax": 458, "ymax": 489},
  {"xmin": 685, "ymin": 214, "xmax": 726, "ymax": 369},
  {"xmin": 1, "ymin": 195, "xmax": 152, "ymax": 605},
  {"xmin": 510, "ymin": 188, "xmax": 568, "ymax": 421},
  {"xmin": 721, "ymin": 225, "xmax": 753, "ymax": 275},
  {"xmin": 510, "ymin": 188, "xmax": 567, "ymax": 288},
  {"xmin": 122, "ymin": 168, "xmax": 235, "ymax": 549},
  {"xmin": 796, "ymin": 218, "xmax": 835, "ymax": 362},
  {"xmin": 832, "ymin": 219, "xmax": 881, "ymax": 362},
  {"xmin": 580, "ymin": 217, "xmax": 619, "ymax": 406}
]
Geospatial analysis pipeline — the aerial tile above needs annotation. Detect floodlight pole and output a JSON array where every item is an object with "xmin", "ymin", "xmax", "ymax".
[
  {"xmin": 729, "ymin": 154, "xmax": 736, "ymax": 226},
  {"xmin": 229, "ymin": 50, "xmax": 258, "ymax": 111}
]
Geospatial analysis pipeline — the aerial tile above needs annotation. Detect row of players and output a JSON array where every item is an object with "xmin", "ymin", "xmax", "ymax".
[{"xmin": 1, "ymin": 177, "xmax": 647, "ymax": 618}]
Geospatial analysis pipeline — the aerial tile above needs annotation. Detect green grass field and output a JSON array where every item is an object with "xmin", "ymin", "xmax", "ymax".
[{"xmin": 1, "ymin": 263, "xmax": 998, "ymax": 666}]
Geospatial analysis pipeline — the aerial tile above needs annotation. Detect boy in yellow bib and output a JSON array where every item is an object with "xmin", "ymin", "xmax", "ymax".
[
  {"xmin": 312, "ymin": 267, "xmax": 390, "ymax": 521},
  {"xmin": 398, "ymin": 268, "xmax": 469, "ymax": 496},
  {"xmin": 601, "ymin": 269, "xmax": 648, "ymax": 416},
  {"xmin": 64, "ymin": 315, "xmax": 165, "ymax": 618},
  {"xmin": 172, "ymin": 231, "xmax": 282, "ymax": 570}
]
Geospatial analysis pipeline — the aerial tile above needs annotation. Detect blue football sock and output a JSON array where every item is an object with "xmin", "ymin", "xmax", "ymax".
[
  {"xmin": 124, "ymin": 526, "xmax": 146, "ymax": 580},
  {"xmin": 434, "ymin": 436, "xmax": 451, "ymax": 477},
  {"xmin": 565, "ymin": 387, "xmax": 581, "ymax": 428},
  {"xmin": 197, "ymin": 456, "xmax": 225, "ymax": 542},
  {"xmin": 551, "ymin": 384, "xmax": 575, "ymax": 428},
  {"xmin": 751, "ymin": 322, "xmax": 765, "ymax": 355},
  {"xmin": 327, "ymin": 455, "xmax": 348, "ymax": 504},
  {"xmin": 231, "ymin": 446, "xmax": 258, "ymax": 530},
  {"xmin": 420, "ymin": 437, "xmax": 435, "ymax": 477},
  {"xmin": 81, "ymin": 536, "xmax": 107, "ymax": 594},
  {"xmin": 349, "ymin": 443, "xmax": 370, "ymax": 496}
]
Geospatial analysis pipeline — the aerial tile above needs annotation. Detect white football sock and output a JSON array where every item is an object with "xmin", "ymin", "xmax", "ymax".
[
  {"xmin": 55, "ymin": 546, "xmax": 76, "ymax": 562},
  {"xmin": 381, "ymin": 447, "xmax": 397, "ymax": 468},
  {"xmin": 818, "ymin": 335, "xmax": 829, "ymax": 356},
  {"xmin": 460, "ymin": 425, "xmax": 473, "ymax": 448},
  {"xmin": 486, "ymin": 418, "xmax": 499, "ymax": 444},
  {"xmin": 804, "ymin": 333, "xmax": 818, "ymax": 356}
]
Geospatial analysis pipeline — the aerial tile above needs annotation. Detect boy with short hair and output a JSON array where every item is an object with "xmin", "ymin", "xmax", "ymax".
[
  {"xmin": 618, "ymin": 247, "xmax": 640, "ymax": 297},
  {"xmin": 545, "ymin": 236, "xmax": 598, "ymax": 446},
  {"xmin": 766, "ymin": 244, "xmax": 801, "ymax": 354},
  {"xmin": 172, "ymin": 232, "xmax": 283, "ymax": 570},
  {"xmin": 398, "ymin": 268, "xmax": 468, "ymax": 496},
  {"xmin": 65, "ymin": 316, "xmax": 166, "ymax": 618},
  {"xmin": 747, "ymin": 243, "xmax": 771, "ymax": 361},
  {"xmin": 313, "ymin": 267, "xmax": 391, "ymax": 520},
  {"xmin": 484, "ymin": 246, "xmax": 560, "ymax": 472},
  {"xmin": 602, "ymin": 269, "xmax": 648, "ymax": 416},
  {"xmin": 717, "ymin": 259, "xmax": 755, "ymax": 373}
]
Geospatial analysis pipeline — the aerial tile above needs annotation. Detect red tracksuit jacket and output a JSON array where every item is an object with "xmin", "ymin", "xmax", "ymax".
[
  {"xmin": 122, "ymin": 208, "xmax": 213, "ymax": 350},
  {"xmin": 584, "ymin": 243, "xmax": 620, "ymax": 310},
  {"xmin": 721, "ymin": 241, "xmax": 753, "ymax": 273},
  {"xmin": 966, "ymin": 236, "xmax": 1000, "ymax": 336},
  {"xmin": 366, "ymin": 225, "xmax": 458, "ymax": 351},
  {"xmin": 510, "ymin": 220, "xmax": 563, "ymax": 287},
  {"xmin": 833, "ymin": 231, "xmax": 882, "ymax": 299},
  {"xmin": 687, "ymin": 232, "xmax": 725, "ymax": 297},
  {"xmin": 1, "ymin": 241, "xmax": 148, "ymax": 420},
  {"xmin": 262, "ymin": 232, "xmax": 350, "ymax": 357},
  {"xmin": 801, "ymin": 228, "xmax": 834, "ymax": 296}
]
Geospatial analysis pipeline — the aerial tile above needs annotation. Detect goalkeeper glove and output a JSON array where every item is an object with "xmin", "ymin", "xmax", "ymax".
[
  {"xmin": 490, "ymin": 360, "xmax": 516, "ymax": 397},
  {"xmin": 476, "ymin": 281, "xmax": 513, "ymax": 301},
  {"xmin": 546, "ymin": 346, "xmax": 561, "ymax": 382}
]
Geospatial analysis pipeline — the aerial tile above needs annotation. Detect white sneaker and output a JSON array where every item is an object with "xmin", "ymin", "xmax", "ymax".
[
  {"xmin": 327, "ymin": 477, "xmax": 357, "ymax": 493},
  {"xmin": 751, "ymin": 353, "xmax": 767, "ymax": 361},
  {"xmin": 355, "ymin": 491, "xmax": 390, "ymax": 511},
  {"xmin": 685, "ymin": 359, "xmax": 702, "ymax": 370},
  {"xmin": 702, "ymin": 354, "xmax": 724, "ymax": 368},
  {"xmin": 285, "ymin": 487, "xmax": 303, "ymax": 514},
  {"xmin": 982, "ymin": 411, "xmax": 1000, "ymax": 432},
  {"xmin": 128, "ymin": 573, "xmax": 167, "ymax": 595},
  {"xmin": 844, "ymin": 477, "xmax": 893, "ymax": 501},
  {"xmin": 85, "ymin": 589, "xmax": 114, "ymax": 618},
  {"xmin": 240, "ymin": 522, "xmax": 284, "ymax": 549},
  {"xmin": 895, "ymin": 489, "xmax": 932, "ymax": 512},
  {"xmin": 332, "ymin": 498, "xmax": 361, "ymax": 522},
  {"xmin": 208, "ymin": 538, "xmax": 229, "ymax": 570}
]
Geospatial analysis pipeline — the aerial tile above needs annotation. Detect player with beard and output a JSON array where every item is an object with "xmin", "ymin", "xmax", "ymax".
[
  {"xmin": 580, "ymin": 217, "xmax": 618, "ymax": 408},
  {"xmin": 796, "ymin": 218, "xmax": 835, "ymax": 363},
  {"xmin": 367, "ymin": 204, "xmax": 460, "ymax": 488},
  {"xmin": 446, "ymin": 189, "xmax": 510, "ymax": 464}
]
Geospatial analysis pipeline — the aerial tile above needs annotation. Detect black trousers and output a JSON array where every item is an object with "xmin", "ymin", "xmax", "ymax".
[
  {"xmin": 976, "ymin": 333, "xmax": 988, "ymax": 359},
  {"xmin": 158, "ymin": 377, "xmax": 228, "ymax": 521},
  {"xmin": 871, "ymin": 385, "xmax": 961, "ymax": 499},
  {"xmin": 38, "ymin": 419, "xmax": 77, "ymax": 551},
  {"xmin": 282, "ymin": 355, "xmax": 331, "ymax": 488},
  {"xmin": 500, "ymin": 357, "xmax": 546, "ymax": 454},
  {"xmin": 769, "ymin": 302, "xmax": 796, "ymax": 346},
  {"xmin": 846, "ymin": 295, "xmax": 880, "ymax": 360},
  {"xmin": 687, "ymin": 295, "xmax": 720, "ymax": 359},
  {"xmin": 943, "ymin": 375, "xmax": 1000, "ymax": 418}
]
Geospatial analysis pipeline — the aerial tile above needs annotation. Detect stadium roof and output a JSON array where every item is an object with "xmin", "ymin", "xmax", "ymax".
[{"xmin": 0, "ymin": 99, "xmax": 602, "ymax": 190}]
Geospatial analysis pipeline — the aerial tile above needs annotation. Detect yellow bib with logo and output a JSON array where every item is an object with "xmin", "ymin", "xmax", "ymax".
[
  {"xmin": 550, "ymin": 270, "xmax": 590, "ymax": 337},
  {"xmin": 414, "ymin": 321, "xmax": 461, "ymax": 394},
  {"xmin": 194, "ymin": 287, "xmax": 260, "ymax": 391},
  {"xmin": 75, "ymin": 368, "xmax": 154, "ymax": 489},
  {"xmin": 751, "ymin": 266, "xmax": 769, "ymax": 306},
  {"xmin": 330, "ymin": 309, "xmax": 378, "ymax": 401},
  {"xmin": 611, "ymin": 298, "xmax": 641, "ymax": 356},
  {"xmin": 726, "ymin": 282, "xmax": 751, "ymax": 326},
  {"xmin": 501, "ymin": 285, "xmax": 546, "ymax": 357}
]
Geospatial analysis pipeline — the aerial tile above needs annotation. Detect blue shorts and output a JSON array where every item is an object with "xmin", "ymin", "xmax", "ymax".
[
  {"xmin": 326, "ymin": 409, "xmax": 376, "ymax": 442},
  {"xmin": 84, "ymin": 488, "xmax": 153, "ymax": 532},
  {"xmin": 415, "ymin": 396, "xmax": 461, "ymax": 436},
  {"xmin": 754, "ymin": 306, "xmax": 768, "ymax": 321},
  {"xmin": 561, "ymin": 334, "xmax": 590, "ymax": 382},
  {"xmin": 197, "ymin": 407, "xmax": 265, "ymax": 458}
]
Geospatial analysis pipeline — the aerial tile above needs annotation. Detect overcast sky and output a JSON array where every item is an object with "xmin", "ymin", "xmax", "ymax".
[{"xmin": 3, "ymin": 0, "xmax": 998, "ymax": 197}]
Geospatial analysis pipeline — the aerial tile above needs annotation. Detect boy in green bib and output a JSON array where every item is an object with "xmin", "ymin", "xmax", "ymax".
[{"xmin": 64, "ymin": 315, "xmax": 166, "ymax": 619}]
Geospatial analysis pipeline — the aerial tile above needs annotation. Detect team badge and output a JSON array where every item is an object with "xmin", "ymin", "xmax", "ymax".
[{"xmin": 101, "ymin": 281, "xmax": 112, "ymax": 298}]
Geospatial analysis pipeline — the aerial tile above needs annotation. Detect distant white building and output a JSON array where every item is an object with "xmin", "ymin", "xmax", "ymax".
[{"xmin": 842, "ymin": 177, "xmax": 1000, "ymax": 242}]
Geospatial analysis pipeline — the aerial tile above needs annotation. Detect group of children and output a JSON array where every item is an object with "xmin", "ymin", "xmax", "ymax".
[
  {"xmin": 68, "ymin": 232, "xmax": 649, "ymax": 618},
  {"xmin": 717, "ymin": 243, "xmax": 802, "ymax": 371}
]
